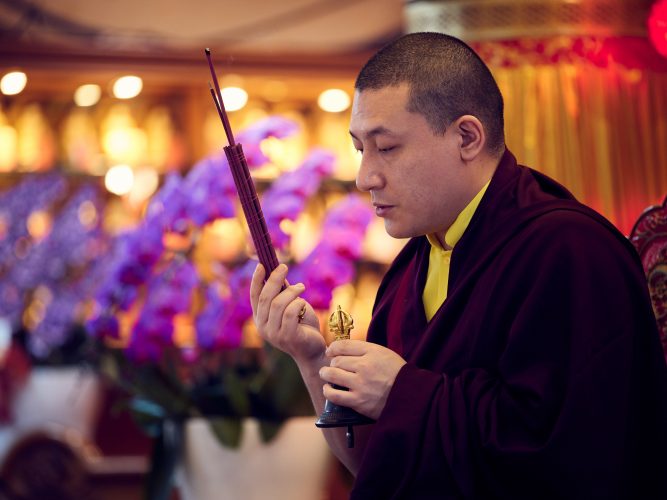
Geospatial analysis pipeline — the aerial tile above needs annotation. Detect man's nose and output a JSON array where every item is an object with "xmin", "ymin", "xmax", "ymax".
[{"xmin": 355, "ymin": 155, "xmax": 383, "ymax": 192}]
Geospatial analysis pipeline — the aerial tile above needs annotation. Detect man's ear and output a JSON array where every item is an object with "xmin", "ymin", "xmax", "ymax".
[{"xmin": 454, "ymin": 115, "xmax": 485, "ymax": 161}]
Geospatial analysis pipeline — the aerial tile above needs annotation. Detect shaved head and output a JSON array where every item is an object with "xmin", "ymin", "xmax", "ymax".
[{"xmin": 355, "ymin": 32, "xmax": 505, "ymax": 156}]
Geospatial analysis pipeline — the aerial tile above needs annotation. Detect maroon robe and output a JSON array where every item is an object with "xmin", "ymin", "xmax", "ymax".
[{"xmin": 351, "ymin": 150, "xmax": 667, "ymax": 499}]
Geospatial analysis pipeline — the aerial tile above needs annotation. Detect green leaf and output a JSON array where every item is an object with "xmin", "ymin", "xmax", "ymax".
[
  {"xmin": 207, "ymin": 417, "xmax": 243, "ymax": 448},
  {"xmin": 223, "ymin": 369, "xmax": 251, "ymax": 416},
  {"xmin": 255, "ymin": 350, "xmax": 313, "ymax": 418},
  {"xmin": 99, "ymin": 352, "xmax": 120, "ymax": 381},
  {"xmin": 258, "ymin": 420, "xmax": 282, "ymax": 443}
]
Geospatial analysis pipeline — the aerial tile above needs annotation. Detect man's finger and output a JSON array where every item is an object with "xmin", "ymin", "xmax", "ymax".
[
  {"xmin": 285, "ymin": 297, "xmax": 307, "ymax": 325},
  {"xmin": 320, "ymin": 365, "xmax": 357, "ymax": 387},
  {"xmin": 249, "ymin": 263, "xmax": 266, "ymax": 314},
  {"xmin": 257, "ymin": 264, "xmax": 288, "ymax": 313},
  {"xmin": 326, "ymin": 339, "xmax": 368, "ymax": 357},
  {"xmin": 323, "ymin": 383, "xmax": 358, "ymax": 409},
  {"xmin": 265, "ymin": 283, "xmax": 306, "ymax": 336},
  {"xmin": 328, "ymin": 354, "xmax": 361, "ymax": 372}
]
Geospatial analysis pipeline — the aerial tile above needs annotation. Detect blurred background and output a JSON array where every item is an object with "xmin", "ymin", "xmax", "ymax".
[{"xmin": 0, "ymin": 0, "xmax": 666, "ymax": 499}]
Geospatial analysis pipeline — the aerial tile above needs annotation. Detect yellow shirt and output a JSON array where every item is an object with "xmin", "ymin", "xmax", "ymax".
[{"xmin": 422, "ymin": 181, "xmax": 490, "ymax": 321}]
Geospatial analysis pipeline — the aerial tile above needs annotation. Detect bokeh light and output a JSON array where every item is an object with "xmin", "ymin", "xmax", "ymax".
[
  {"xmin": 317, "ymin": 89, "xmax": 351, "ymax": 113},
  {"xmin": 0, "ymin": 71, "xmax": 27, "ymax": 96},
  {"xmin": 74, "ymin": 84, "xmax": 102, "ymax": 107},
  {"xmin": 112, "ymin": 76, "xmax": 143, "ymax": 99},
  {"xmin": 105, "ymin": 164, "xmax": 135, "ymax": 195}
]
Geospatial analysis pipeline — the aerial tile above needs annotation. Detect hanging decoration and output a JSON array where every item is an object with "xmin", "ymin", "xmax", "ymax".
[{"xmin": 649, "ymin": 0, "xmax": 667, "ymax": 58}]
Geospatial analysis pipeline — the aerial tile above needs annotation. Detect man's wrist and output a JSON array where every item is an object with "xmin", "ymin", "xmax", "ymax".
[{"xmin": 295, "ymin": 350, "xmax": 328, "ymax": 379}]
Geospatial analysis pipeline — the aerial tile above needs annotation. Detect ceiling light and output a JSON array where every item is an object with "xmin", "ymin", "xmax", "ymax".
[
  {"xmin": 1, "ymin": 71, "xmax": 27, "ymax": 96},
  {"xmin": 113, "ymin": 76, "xmax": 143, "ymax": 99},
  {"xmin": 221, "ymin": 87, "xmax": 248, "ymax": 112},
  {"xmin": 318, "ymin": 89, "xmax": 351, "ymax": 113},
  {"xmin": 74, "ymin": 84, "xmax": 101, "ymax": 107}
]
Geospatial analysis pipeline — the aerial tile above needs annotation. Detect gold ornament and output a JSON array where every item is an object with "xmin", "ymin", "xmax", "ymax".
[{"xmin": 328, "ymin": 305, "xmax": 354, "ymax": 341}]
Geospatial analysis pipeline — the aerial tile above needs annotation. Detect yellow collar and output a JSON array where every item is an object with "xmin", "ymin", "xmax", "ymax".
[{"xmin": 426, "ymin": 180, "xmax": 490, "ymax": 251}]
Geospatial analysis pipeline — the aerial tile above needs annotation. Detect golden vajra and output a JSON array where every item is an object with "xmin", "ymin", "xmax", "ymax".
[{"xmin": 328, "ymin": 305, "xmax": 354, "ymax": 341}]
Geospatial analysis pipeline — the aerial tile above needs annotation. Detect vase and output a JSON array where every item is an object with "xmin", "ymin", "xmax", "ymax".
[
  {"xmin": 176, "ymin": 417, "xmax": 332, "ymax": 500},
  {"xmin": 0, "ymin": 366, "xmax": 101, "ymax": 462}
]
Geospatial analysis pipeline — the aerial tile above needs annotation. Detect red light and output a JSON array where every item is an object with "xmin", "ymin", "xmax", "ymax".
[{"xmin": 648, "ymin": 0, "xmax": 667, "ymax": 57}]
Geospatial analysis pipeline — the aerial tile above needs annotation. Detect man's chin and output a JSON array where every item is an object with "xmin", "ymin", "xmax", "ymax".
[{"xmin": 384, "ymin": 221, "xmax": 419, "ymax": 240}]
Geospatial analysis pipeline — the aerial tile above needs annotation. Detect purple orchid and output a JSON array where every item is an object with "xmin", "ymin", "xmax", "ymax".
[
  {"xmin": 145, "ymin": 173, "xmax": 190, "ymax": 234},
  {"xmin": 85, "ymin": 313, "xmax": 120, "ymax": 341},
  {"xmin": 195, "ymin": 284, "xmax": 228, "ymax": 350},
  {"xmin": 289, "ymin": 194, "xmax": 374, "ymax": 310},
  {"xmin": 235, "ymin": 116, "xmax": 300, "ymax": 168},
  {"xmin": 184, "ymin": 153, "xmax": 237, "ymax": 226},
  {"xmin": 262, "ymin": 149, "xmax": 335, "ymax": 250}
]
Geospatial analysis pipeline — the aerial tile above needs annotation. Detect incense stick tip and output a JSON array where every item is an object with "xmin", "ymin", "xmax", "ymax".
[{"xmin": 205, "ymin": 47, "xmax": 211, "ymax": 55}]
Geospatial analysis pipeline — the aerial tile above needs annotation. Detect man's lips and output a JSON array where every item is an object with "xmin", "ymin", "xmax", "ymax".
[{"xmin": 373, "ymin": 203, "xmax": 394, "ymax": 217}]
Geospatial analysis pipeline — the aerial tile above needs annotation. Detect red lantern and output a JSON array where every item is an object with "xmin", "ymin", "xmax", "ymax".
[{"xmin": 649, "ymin": 0, "xmax": 667, "ymax": 57}]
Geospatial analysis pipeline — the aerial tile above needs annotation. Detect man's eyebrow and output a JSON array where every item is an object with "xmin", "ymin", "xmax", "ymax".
[{"xmin": 349, "ymin": 126, "xmax": 395, "ymax": 141}]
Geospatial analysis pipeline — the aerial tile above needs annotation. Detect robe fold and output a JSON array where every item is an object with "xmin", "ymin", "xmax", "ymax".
[{"xmin": 351, "ymin": 150, "xmax": 667, "ymax": 499}]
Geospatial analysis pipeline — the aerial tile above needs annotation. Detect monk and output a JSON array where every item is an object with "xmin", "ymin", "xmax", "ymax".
[{"xmin": 250, "ymin": 32, "xmax": 667, "ymax": 499}]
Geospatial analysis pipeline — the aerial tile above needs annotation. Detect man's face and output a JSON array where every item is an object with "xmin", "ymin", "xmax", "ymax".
[{"xmin": 350, "ymin": 84, "xmax": 472, "ymax": 240}]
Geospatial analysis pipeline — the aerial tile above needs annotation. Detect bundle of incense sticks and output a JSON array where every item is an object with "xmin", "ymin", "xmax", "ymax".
[{"xmin": 205, "ymin": 48, "xmax": 280, "ymax": 276}]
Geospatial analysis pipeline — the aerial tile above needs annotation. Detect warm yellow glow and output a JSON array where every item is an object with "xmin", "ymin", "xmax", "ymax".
[
  {"xmin": 173, "ymin": 313, "xmax": 195, "ymax": 349},
  {"xmin": 289, "ymin": 212, "xmax": 320, "ymax": 261},
  {"xmin": 1, "ymin": 71, "xmax": 27, "ymax": 96},
  {"xmin": 0, "ymin": 124, "xmax": 17, "ymax": 171},
  {"xmin": 62, "ymin": 109, "xmax": 101, "ymax": 173},
  {"xmin": 259, "ymin": 137, "xmax": 287, "ymax": 167},
  {"xmin": 221, "ymin": 87, "xmax": 248, "ymax": 112},
  {"xmin": 23, "ymin": 285, "xmax": 53, "ymax": 331},
  {"xmin": 16, "ymin": 104, "xmax": 56, "ymax": 171},
  {"xmin": 128, "ymin": 168, "xmax": 160, "ymax": 206},
  {"xmin": 112, "ymin": 75, "xmax": 143, "ymax": 99},
  {"xmin": 205, "ymin": 218, "xmax": 246, "ymax": 261},
  {"xmin": 101, "ymin": 105, "xmax": 147, "ymax": 164},
  {"xmin": 317, "ymin": 88, "xmax": 351, "ymax": 113},
  {"xmin": 74, "ymin": 84, "xmax": 101, "ymax": 107},
  {"xmin": 362, "ymin": 218, "xmax": 408, "ymax": 264},
  {"xmin": 261, "ymin": 80, "xmax": 288, "ymax": 102},
  {"xmin": 103, "ymin": 127, "xmax": 147, "ymax": 164},
  {"xmin": 104, "ymin": 129, "xmax": 132, "ymax": 155},
  {"xmin": 26, "ymin": 210, "xmax": 52, "ymax": 241},
  {"xmin": 145, "ymin": 106, "xmax": 175, "ymax": 169},
  {"xmin": 105, "ymin": 164, "xmax": 135, "ymax": 196},
  {"xmin": 279, "ymin": 218, "xmax": 294, "ymax": 235},
  {"xmin": 23, "ymin": 301, "xmax": 46, "ymax": 330}
]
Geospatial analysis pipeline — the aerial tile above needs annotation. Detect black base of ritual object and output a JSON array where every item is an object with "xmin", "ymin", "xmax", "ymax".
[{"xmin": 315, "ymin": 386, "xmax": 374, "ymax": 448}]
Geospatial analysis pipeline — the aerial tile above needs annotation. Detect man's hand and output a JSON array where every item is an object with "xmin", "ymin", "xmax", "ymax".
[
  {"xmin": 250, "ymin": 263, "xmax": 326, "ymax": 364},
  {"xmin": 320, "ymin": 340, "xmax": 407, "ymax": 420}
]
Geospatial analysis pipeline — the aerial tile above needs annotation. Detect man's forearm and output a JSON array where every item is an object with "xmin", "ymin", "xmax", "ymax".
[{"xmin": 296, "ymin": 355, "xmax": 371, "ymax": 476}]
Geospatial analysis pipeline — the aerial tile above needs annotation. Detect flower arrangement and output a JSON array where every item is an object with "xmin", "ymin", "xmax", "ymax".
[
  {"xmin": 85, "ymin": 116, "xmax": 373, "ymax": 498},
  {"xmin": 0, "ymin": 173, "xmax": 107, "ymax": 365}
]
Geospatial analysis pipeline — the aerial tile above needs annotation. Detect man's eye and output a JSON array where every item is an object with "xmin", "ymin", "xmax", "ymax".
[{"xmin": 378, "ymin": 146, "xmax": 395, "ymax": 153}]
